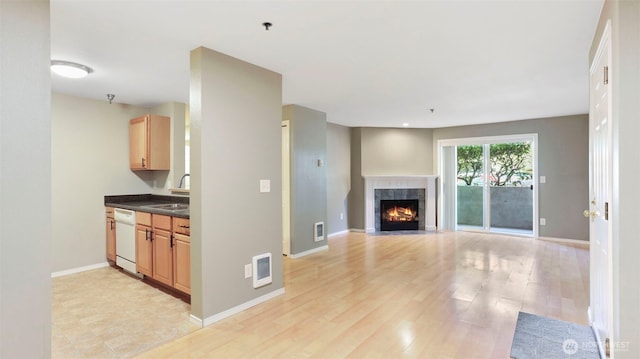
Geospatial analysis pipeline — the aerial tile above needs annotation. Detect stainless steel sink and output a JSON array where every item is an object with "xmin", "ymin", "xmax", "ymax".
[{"xmin": 144, "ymin": 203, "xmax": 189, "ymax": 211}]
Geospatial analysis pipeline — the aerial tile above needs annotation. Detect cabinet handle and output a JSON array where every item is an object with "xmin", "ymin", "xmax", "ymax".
[
  {"xmin": 145, "ymin": 228, "xmax": 149, "ymax": 241},
  {"xmin": 110, "ymin": 220, "xmax": 114, "ymax": 230},
  {"xmin": 141, "ymin": 157, "xmax": 146, "ymax": 168},
  {"xmin": 179, "ymin": 225, "xmax": 190, "ymax": 229},
  {"xmin": 170, "ymin": 234, "xmax": 174, "ymax": 248},
  {"xmin": 150, "ymin": 230, "xmax": 154, "ymax": 242}
]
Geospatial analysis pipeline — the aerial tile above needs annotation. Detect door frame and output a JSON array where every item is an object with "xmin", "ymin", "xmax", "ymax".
[
  {"xmin": 588, "ymin": 19, "xmax": 614, "ymax": 358},
  {"xmin": 437, "ymin": 133, "xmax": 539, "ymax": 237}
]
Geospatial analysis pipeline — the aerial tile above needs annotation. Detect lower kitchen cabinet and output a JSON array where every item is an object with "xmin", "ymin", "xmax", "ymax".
[
  {"xmin": 106, "ymin": 207, "xmax": 116, "ymax": 262},
  {"xmin": 172, "ymin": 233, "xmax": 190, "ymax": 294},
  {"xmin": 130, "ymin": 212, "xmax": 190, "ymax": 295},
  {"xmin": 135, "ymin": 223, "xmax": 153, "ymax": 277},
  {"xmin": 152, "ymin": 227, "xmax": 173, "ymax": 287}
]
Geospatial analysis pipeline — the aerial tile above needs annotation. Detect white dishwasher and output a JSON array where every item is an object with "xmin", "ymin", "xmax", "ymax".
[{"xmin": 114, "ymin": 208, "xmax": 137, "ymax": 274}]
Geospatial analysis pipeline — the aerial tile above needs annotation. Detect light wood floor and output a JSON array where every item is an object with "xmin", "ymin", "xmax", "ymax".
[{"xmin": 138, "ymin": 231, "xmax": 590, "ymax": 358}]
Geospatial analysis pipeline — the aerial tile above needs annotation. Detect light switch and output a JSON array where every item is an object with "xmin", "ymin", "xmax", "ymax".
[
  {"xmin": 540, "ymin": 176, "xmax": 546, "ymax": 184},
  {"xmin": 260, "ymin": 179, "xmax": 271, "ymax": 193}
]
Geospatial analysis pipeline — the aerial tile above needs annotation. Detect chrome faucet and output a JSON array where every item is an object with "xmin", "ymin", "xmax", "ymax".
[{"xmin": 178, "ymin": 173, "xmax": 190, "ymax": 188}]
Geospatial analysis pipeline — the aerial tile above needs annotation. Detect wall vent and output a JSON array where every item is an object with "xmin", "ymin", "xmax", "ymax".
[{"xmin": 314, "ymin": 222, "xmax": 325, "ymax": 242}]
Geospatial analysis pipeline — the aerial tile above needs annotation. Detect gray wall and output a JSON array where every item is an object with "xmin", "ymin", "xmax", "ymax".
[
  {"xmin": 326, "ymin": 123, "xmax": 351, "ymax": 235},
  {"xmin": 433, "ymin": 114, "xmax": 589, "ymax": 241},
  {"xmin": 0, "ymin": 0, "xmax": 52, "ymax": 356},
  {"xmin": 284, "ymin": 105, "xmax": 328, "ymax": 254},
  {"xmin": 348, "ymin": 128, "xmax": 365, "ymax": 229},
  {"xmin": 190, "ymin": 47, "xmax": 283, "ymax": 322},
  {"xmin": 591, "ymin": 1, "xmax": 640, "ymax": 356}
]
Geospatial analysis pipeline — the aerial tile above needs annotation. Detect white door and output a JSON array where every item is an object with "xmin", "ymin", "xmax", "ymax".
[
  {"xmin": 282, "ymin": 121, "xmax": 291, "ymax": 255},
  {"xmin": 588, "ymin": 20, "xmax": 613, "ymax": 358}
]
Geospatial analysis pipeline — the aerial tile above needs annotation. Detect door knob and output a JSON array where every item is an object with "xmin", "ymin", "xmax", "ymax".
[{"xmin": 583, "ymin": 209, "xmax": 599, "ymax": 219}]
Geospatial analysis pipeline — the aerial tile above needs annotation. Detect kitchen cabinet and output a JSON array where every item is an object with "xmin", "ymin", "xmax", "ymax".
[
  {"xmin": 106, "ymin": 207, "xmax": 116, "ymax": 262},
  {"xmin": 172, "ymin": 217, "xmax": 190, "ymax": 294},
  {"xmin": 135, "ymin": 212, "xmax": 153, "ymax": 277},
  {"xmin": 152, "ymin": 215, "xmax": 173, "ymax": 287},
  {"xmin": 129, "ymin": 114, "xmax": 170, "ymax": 170}
]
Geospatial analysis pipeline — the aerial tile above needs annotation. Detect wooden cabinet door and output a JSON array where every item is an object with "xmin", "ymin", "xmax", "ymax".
[
  {"xmin": 106, "ymin": 217, "xmax": 116, "ymax": 261},
  {"xmin": 152, "ymin": 228, "xmax": 173, "ymax": 286},
  {"xmin": 129, "ymin": 114, "xmax": 170, "ymax": 170},
  {"xmin": 173, "ymin": 233, "xmax": 190, "ymax": 294},
  {"xmin": 135, "ymin": 224, "xmax": 153, "ymax": 277},
  {"xmin": 129, "ymin": 116, "xmax": 148, "ymax": 169}
]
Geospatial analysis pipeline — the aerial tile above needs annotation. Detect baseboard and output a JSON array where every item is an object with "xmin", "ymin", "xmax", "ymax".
[
  {"xmin": 201, "ymin": 288, "xmax": 285, "ymax": 327},
  {"xmin": 537, "ymin": 236, "xmax": 589, "ymax": 247},
  {"xmin": 289, "ymin": 245, "xmax": 329, "ymax": 259},
  {"xmin": 51, "ymin": 262, "xmax": 110, "ymax": 278},
  {"xmin": 190, "ymin": 314, "xmax": 204, "ymax": 327},
  {"xmin": 349, "ymin": 228, "xmax": 365, "ymax": 233},
  {"xmin": 328, "ymin": 230, "xmax": 349, "ymax": 238}
]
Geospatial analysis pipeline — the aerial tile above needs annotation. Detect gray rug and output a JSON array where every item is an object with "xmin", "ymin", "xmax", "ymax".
[{"xmin": 510, "ymin": 312, "xmax": 600, "ymax": 359}]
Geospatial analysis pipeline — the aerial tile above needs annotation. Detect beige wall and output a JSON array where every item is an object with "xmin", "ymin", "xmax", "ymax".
[
  {"xmin": 50, "ymin": 93, "xmax": 181, "ymax": 273},
  {"xmin": 361, "ymin": 127, "xmax": 434, "ymax": 176},
  {"xmin": 151, "ymin": 102, "xmax": 188, "ymax": 193},
  {"xmin": 0, "ymin": 0, "xmax": 52, "ymax": 356},
  {"xmin": 190, "ymin": 47, "xmax": 283, "ymax": 322}
]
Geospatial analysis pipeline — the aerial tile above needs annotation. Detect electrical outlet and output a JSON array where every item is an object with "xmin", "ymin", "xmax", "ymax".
[
  {"xmin": 244, "ymin": 264, "xmax": 252, "ymax": 278},
  {"xmin": 540, "ymin": 218, "xmax": 546, "ymax": 226}
]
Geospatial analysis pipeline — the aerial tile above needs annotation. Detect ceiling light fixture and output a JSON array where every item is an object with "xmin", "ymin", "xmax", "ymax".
[
  {"xmin": 50, "ymin": 60, "xmax": 93, "ymax": 79},
  {"xmin": 402, "ymin": 123, "xmax": 409, "ymax": 127}
]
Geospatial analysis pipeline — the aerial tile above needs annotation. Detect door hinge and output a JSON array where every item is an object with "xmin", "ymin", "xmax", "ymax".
[
  {"xmin": 605, "ymin": 202, "xmax": 609, "ymax": 220},
  {"xmin": 604, "ymin": 66, "xmax": 609, "ymax": 85},
  {"xmin": 606, "ymin": 337, "xmax": 611, "ymax": 357}
]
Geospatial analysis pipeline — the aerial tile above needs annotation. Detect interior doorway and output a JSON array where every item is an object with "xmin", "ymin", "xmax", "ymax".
[{"xmin": 438, "ymin": 134, "xmax": 538, "ymax": 237}]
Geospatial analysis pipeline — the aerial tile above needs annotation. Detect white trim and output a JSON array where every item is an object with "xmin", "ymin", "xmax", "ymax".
[
  {"xmin": 537, "ymin": 236, "xmax": 589, "ymax": 247},
  {"xmin": 328, "ymin": 230, "xmax": 350, "ymax": 238},
  {"xmin": 51, "ymin": 262, "xmax": 110, "ymax": 278},
  {"xmin": 190, "ymin": 314, "xmax": 204, "ymax": 327},
  {"xmin": 289, "ymin": 245, "xmax": 329, "ymax": 259},
  {"xmin": 202, "ymin": 288, "xmax": 285, "ymax": 327}
]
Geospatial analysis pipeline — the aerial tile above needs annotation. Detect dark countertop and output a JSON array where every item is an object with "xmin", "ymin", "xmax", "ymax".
[{"xmin": 104, "ymin": 194, "xmax": 190, "ymax": 219}]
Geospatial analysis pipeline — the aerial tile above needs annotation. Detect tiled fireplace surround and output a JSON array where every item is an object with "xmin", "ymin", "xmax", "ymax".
[{"xmin": 364, "ymin": 176, "xmax": 438, "ymax": 233}]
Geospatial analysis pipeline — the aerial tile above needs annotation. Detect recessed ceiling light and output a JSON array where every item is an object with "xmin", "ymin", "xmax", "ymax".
[
  {"xmin": 402, "ymin": 123, "xmax": 409, "ymax": 127},
  {"xmin": 50, "ymin": 60, "xmax": 93, "ymax": 79}
]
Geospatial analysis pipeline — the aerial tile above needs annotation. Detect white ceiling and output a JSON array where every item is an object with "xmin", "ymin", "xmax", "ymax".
[{"xmin": 50, "ymin": 0, "xmax": 603, "ymax": 128}]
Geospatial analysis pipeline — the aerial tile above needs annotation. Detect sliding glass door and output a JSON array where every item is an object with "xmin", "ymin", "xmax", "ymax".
[{"xmin": 440, "ymin": 134, "xmax": 537, "ymax": 236}]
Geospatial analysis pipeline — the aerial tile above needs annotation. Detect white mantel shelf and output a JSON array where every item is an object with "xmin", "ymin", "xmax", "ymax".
[{"xmin": 363, "ymin": 175, "xmax": 438, "ymax": 233}]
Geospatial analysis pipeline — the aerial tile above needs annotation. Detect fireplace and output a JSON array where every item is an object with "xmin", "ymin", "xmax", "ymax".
[
  {"xmin": 365, "ymin": 176, "xmax": 438, "ymax": 233},
  {"xmin": 380, "ymin": 199, "xmax": 419, "ymax": 231},
  {"xmin": 374, "ymin": 188, "xmax": 425, "ymax": 231}
]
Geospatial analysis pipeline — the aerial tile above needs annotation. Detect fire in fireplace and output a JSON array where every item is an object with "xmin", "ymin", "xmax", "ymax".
[{"xmin": 380, "ymin": 199, "xmax": 419, "ymax": 231}]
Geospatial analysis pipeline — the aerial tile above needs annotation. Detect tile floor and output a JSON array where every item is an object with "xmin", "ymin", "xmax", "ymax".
[{"xmin": 52, "ymin": 266, "xmax": 199, "ymax": 358}]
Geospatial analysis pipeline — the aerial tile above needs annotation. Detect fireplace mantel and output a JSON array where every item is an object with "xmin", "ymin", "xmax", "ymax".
[{"xmin": 363, "ymin": 175, "xmax": 438, "ymax": 233}]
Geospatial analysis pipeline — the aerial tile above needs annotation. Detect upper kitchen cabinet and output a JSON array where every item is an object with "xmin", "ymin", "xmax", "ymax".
[{"xmin": 129, "ymin": 114, "xmax": 170, "ymax": 170}]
